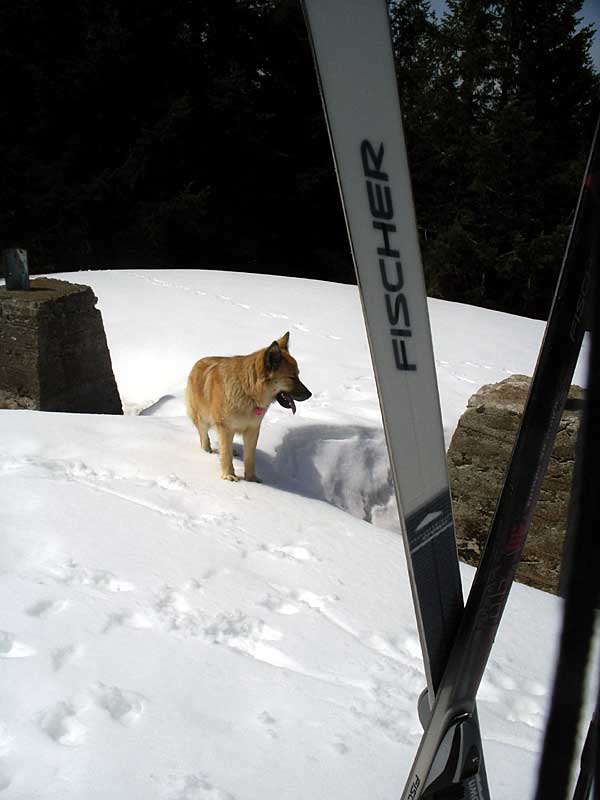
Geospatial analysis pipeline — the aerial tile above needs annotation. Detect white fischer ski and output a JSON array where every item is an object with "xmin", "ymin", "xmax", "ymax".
[{"xmin": 301, "ymin": 0, "xmax": 489, "ymax": 796}]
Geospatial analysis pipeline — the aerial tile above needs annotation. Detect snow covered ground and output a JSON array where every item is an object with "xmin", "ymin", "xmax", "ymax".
[{"xmin": 0, "ymin": 269, "xmax": 593, "ymax": 799}]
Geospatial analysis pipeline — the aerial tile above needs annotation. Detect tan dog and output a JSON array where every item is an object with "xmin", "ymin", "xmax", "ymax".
[{"xmin": 186, "ymin": 332, "xmax": 311, "ymax": 481}]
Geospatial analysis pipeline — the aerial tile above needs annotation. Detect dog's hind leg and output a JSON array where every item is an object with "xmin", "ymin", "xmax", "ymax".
[
  {"xmin": 196, "ymin": 418, "xmax": 213, "ymax": 454},
  {"xmin": 189, "ymin": 411, "xmax": 213, "ymax": 453},
  {"xmin": 216, "ymin": 425, "xmax": 238, "ymax": 481}
]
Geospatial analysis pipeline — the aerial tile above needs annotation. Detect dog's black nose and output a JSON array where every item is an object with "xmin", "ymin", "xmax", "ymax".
[{"xmin": 293, "ymin": 380, "xmax": 312, "ymax": 402}]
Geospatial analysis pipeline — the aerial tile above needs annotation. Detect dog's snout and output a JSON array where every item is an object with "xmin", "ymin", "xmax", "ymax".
[{"xmin": 293, "ymin": 379, "xmax": 312, "ymax": 402}]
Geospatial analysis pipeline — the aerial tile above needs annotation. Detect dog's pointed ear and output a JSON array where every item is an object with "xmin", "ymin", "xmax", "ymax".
[
  {"xmin": 278, "ymin": 332, "xmax": 290, "ymax": 351},
  {"xmin": 265, "ymin": 341, "xmax": 282, "ymax": 372}
]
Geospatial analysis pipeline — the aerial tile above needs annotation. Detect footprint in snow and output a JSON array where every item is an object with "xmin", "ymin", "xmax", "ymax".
[
  {"xmin": 332, "ymin": 739, "xmax": 350, "ymax": 755},
  {"xmin": 351, "ymin": 664, "xmax": 425, "ymax": 745},
  {"xmin": 52, "ymin": 643, "xmax": 84, "ymax": 671},
  {"xmin": 265, "ymin": 586, "xmax": 338, "ymax": 615},
  {"xmin": 91, "ymin": 571, "xmax": 135, "ymax": 592},
  {"xmin": 460, "ymin": 360, "xmax": 493, "ymax": 372},
  {"xmin": 203, "ymin": 612, "xmax": 282, "ymax": 647},
  {"xmin": 91, "ymin": 683, "xmax": 145, "ymax": 727},
  {"xmin": 0, "ymin": 631, "xmax": 36, "ymax": 658},
  {"xmin": 260, "ymin": 311, "xmax": 289, "ymax": 320},
  {"xmin": 364, "ymin": 630, "xmax": 422, "ymax": 665},
  {"xmin": 103, "ymin": 610, "xmax": 154, "ymax": 634},
  {"xmin": 294, "ymin": 589, "xmax": 337, "ymax": 610},
  {"xmin": 168, "ymin": 773, "xmax": 236, "ymax": 800},
  {"xmin": 0, "ymin": 760, "xmax": 14, "ymax": 792},
  {"xmin": 479, "ymin": 659, "xmax": 548, "ymax": 729},
  {"xmin": 258, "ymin": 710, "xmax": 277, "ymax": 725},
  {"xmin": 26, "ymin": 597, "xmax": 69, "ymax": 618},
  {"xmin": 152, "ymin": 587, "xmax": 204, "ymax": 637},
  {"xmin": 202, "ymin": 612, "xmax": 296, "ymax": 670},
  {"xmin": 0, "ymin": 727, "xmax": 15, "ymax": 791},
  {"xmin": 258, "ymin": 711, "xmax": 278, "ymax": 739},
  {"xmin": 39, "ymin": 701, "xmax": 88, "ymax": 747},
  {"xmin": 44, "ymin": 561, "xmax": 135, "ymax": 593},
  {"xmin": 39, "ymin": 685, "xmax": 144, "ymax": 746},
  {"xmin": 260, "ymin": 543, "xmax": 316, "ymax": 562},
  {"xmin": 503, "ymin": 694, "xmax": 546, "ymax": 730},
  {"xmin": 257, "ymin": 594, "xmax": 301, "ymax": 615},
  {"xmin": 183, "ymin": 577, "xmax": 204, "ymax": 591}
]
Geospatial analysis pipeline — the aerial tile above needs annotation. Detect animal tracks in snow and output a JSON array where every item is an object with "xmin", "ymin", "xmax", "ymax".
[
  {"xmin": 39, "ymin": 685, "xmax": 145, "ymax": 746},
  {"xmin": 151, "ymin": 588, "xmax": 296, "ymax": 670},
  {"xmin": 257, "ymin": 542, "xmax": 317, "ymax": 562},
  {"xmin": 257, "ymin": 594, "xmax": 301, "ymax": 616},
  {"xmin": 261, "ymin": 584, "xmax": 421, "ymax": 671},
  {"xmin": 0, "ymin": 763, "xmax": 14, "ymax": 793},
  {"xmin": 167, "ymin": 773, "xmax": 236, "ymax": 800},
  {"xmin": 436, "ymin": 358, "xmax": 496, "ymax": 385},
  {"xmin": 51, "ymin": 643, "xmax": 84, "ymax": 672},
  {"xmin": 260, "ymin": 311, "xmax": 289, "ymax": 320},
  {"xmin": 102, "ymin": 584, "xmax": 297, "ymax": 673},
  {"xmin": 0, "ymin": 726, "xmax": 17, "ymax": 792},
  {"xmin": 103, "ymin": 610, "xmax": 154, "ymax": 634},
  {"xmin": 203, "ymin": 612, "xmax": 292, "ymax": 669},
  {"xmin": 44, "ymin": 561, "xmax": 135, "ymax": 594},
  {"xmin": 260, "ymin": 587, "xmax": 338, "ymax": 617},
  {"xmin": 39, "ymin": 700, "xmax": 88, "ymax": 747},
  {"xmin": 0, "ymin": 455, "xmax": 190, "ymax": 505},
  {"xmin": 91, "ymin": 683, "xmax": 145, "ymax": 727},
  {"xmin": 257, "ymin": 710, "xmax": 278, "ymax": 739},
  {"xmin": 0, "ymin": 630, "xmax": 36, "ymax": 658},
  {"xmin": 480, "ymin": 658, "xmax": 548, "ymax": 731},
  {"xmin": 6, "ymin": 453, "xmax": 247, "ymax": 551},
  {"xmin": 26, "ymin": 597, "xmax": 69, "ymax": 618},
  {"xmin": 128, "ymin": 272, "xmax": 346, "ymax": 342}
]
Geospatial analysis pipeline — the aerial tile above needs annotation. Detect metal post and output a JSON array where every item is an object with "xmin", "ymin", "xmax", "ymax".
[{"xmin": 2, "ymin": 248, "xmax": 30, "ymax": 290}]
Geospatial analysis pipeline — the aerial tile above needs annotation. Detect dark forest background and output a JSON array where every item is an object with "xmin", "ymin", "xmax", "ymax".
[{"xmin": 1, "ymin": 0, "xmax": 598, "ymax": 318}]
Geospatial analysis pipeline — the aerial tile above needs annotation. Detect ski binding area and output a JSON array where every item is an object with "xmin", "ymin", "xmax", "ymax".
[{"xmin": 0, "ymin": 267, "xmax": 595, "ymax": 799}]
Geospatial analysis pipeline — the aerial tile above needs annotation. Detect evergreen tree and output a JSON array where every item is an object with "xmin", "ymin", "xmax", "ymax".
[
  {"xmin": 412, "ymin": 0, "xmax": 599, "ymax": 316},
  {"xmin": 0, "ymin": 0, "xmax": 347, "ymax": 280},
  {"xmin": 0, "ymin": 0, "xmax": 597, "ymax": 314}
]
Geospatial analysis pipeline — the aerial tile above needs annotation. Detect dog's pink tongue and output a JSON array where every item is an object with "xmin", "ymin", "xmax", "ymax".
[{"xmin": 277, "ymin": 392, "xmax": 296, "ymax": 414}]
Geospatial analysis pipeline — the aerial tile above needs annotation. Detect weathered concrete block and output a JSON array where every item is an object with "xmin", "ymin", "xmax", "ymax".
[
  {"xmin": 0, "ymin": 278, "xmax": 122, "ymax": 414},
  {"xmin": 448, "ymin": 374, "xmax": 582, "ymax": 594}
]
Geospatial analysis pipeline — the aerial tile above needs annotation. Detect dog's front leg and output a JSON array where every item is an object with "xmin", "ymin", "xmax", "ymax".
[
  {"xmin": 243, "ymin": 427, "xmax": 261, "ymax": 482},
  {"xmin": 216, "ymin": 425, "xmax": 238, "ymax": 481}
]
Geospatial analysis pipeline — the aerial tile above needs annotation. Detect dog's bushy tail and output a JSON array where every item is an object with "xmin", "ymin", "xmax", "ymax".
[{"xmin": 184, "ymin": 378, "xmax": 195, "ymax": 423}]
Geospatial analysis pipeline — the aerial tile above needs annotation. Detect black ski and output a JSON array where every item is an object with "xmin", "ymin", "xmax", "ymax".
[
  {"xmin": 400, "ymin": 113, "xmax": 600, "ymax": 799},
  {"xmin": 534, "ymin": 114, "xmax": 600, "ymax": 800},
  {"xmin": 571, "ymin": 710, "xmax": 598, "ymax": 800}
]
